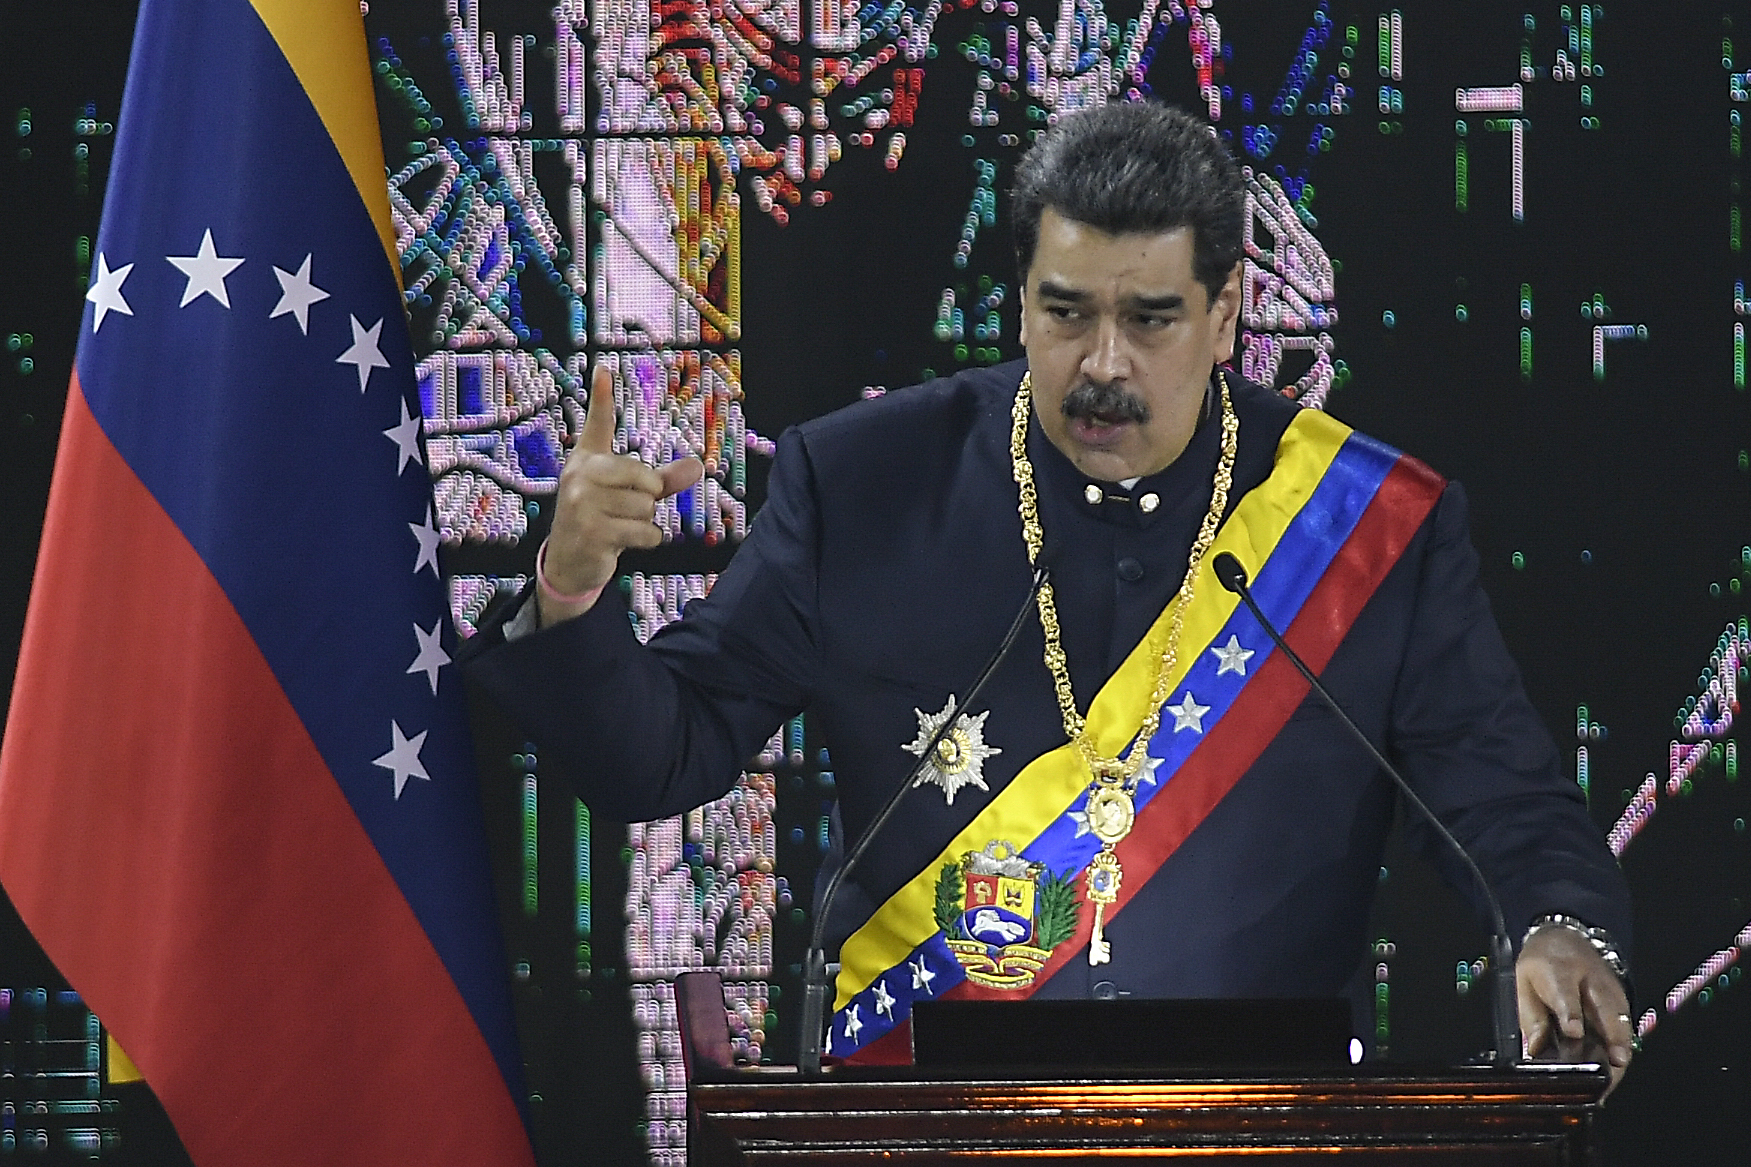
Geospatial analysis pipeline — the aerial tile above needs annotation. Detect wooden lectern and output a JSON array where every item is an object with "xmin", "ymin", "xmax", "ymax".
[{"xmin": 675, "ymin": 972, "xmax": 1608, "ymax": 1165}]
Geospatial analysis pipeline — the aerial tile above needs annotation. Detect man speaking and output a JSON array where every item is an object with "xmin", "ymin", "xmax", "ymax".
[{"xmin": 463, "ymin": 101, "xmax": 1634, "ymax": 1085}]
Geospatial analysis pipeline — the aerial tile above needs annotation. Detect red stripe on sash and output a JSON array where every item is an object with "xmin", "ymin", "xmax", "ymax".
[{"xmin": 846, "ymin": 1018, "xmax": 916, "ymax": 1064}]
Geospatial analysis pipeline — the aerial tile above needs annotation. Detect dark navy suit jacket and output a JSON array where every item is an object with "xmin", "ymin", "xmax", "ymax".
[{"xmin": 463, "ymin": 362, "xmax": 1632, "ymax": 1001}]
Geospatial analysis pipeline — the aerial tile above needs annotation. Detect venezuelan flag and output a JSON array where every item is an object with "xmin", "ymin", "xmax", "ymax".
[{"xmin": 0, "ymin": 3, "xmax": 535, "ymax": 1165}]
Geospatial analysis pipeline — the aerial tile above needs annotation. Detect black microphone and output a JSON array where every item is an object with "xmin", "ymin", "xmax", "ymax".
[
  {"xmin": 797, "ymin": 566, "xmax": 1050, "ymax": 1075},
  {"xmin": 1211, "ymin": 551, "xmax": 1522, "ymax": 1071}
]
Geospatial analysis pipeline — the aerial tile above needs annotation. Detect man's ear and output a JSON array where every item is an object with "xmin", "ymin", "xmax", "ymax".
[
  {"xmin": 1017, "ymin": 283, "xmax": 1029, "ymax": 346},
  {"xmin": 1209, "ymin": 261, "xmax": 1243, "ymax": 363}
]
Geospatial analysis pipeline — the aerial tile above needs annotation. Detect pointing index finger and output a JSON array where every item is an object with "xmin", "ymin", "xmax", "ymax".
[{"xmin": 578, "ymin": 365, "xmax": 618, "ymax": 456}]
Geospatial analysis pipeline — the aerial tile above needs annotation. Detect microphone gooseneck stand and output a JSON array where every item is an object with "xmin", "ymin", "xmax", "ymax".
[
  {"xmin": 796, "ymin": 566, "xmax": 1050, "ymax": 1076},
  {"xmin": 1211, "ymin": 551, "xmax": 1522, "ymax": 1070}
]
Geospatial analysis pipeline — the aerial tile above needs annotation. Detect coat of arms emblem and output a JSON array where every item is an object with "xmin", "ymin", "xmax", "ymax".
[{"xmin": 933, "ymin": 840, "xmax": 1081, "ymax": 989}]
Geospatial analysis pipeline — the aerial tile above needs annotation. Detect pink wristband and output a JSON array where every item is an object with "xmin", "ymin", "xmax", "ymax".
[{"xmin": 534, "ymin": 538, "xmax": 605, "ymax": 607}]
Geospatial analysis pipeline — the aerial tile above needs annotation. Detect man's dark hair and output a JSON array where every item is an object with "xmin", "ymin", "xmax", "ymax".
[{"xmin": 1011, "ymin": 102, "xmax": 1244, "ymax": 307}]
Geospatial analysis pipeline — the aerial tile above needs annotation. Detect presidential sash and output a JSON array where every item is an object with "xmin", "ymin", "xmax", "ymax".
[{"xmin": 826, "ymin": 408, "xmax": 1446, "ymax": 1061}]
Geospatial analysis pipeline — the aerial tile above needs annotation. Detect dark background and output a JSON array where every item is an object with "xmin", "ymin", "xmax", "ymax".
[{"xmin": 2, "ymin": 1, "xmax": 1748, "ymax": 1163}]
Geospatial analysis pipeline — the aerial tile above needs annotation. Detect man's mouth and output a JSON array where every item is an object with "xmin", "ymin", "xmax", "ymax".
[
  {"xmin": 1067, "ymin": 413, "xmax": 1133, "ymax": 443},
  {"xmin": 1062, "ymin": 382, "xmax": 1149, "ymax": 446}
]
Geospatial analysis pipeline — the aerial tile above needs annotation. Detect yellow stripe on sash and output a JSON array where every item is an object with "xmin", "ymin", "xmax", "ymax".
[
  {"xmin": 835, "ymin": 408, "xmax": 1357, "ymax": 1009},
  {"xmin": 249, "ymin": 0, "xmax": 402, "ymax": 282}
]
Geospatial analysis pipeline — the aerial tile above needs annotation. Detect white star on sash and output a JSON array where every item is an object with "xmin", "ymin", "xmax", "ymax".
[
  {"xmin": 269, "ymin": 253, "xmax": 330, "ymax": 334},
  {"xmin": 86, "ymin": 254, "xmax": 134, "ymax": 332},
  {"xmin": 165, "ymin": 229, "xmax": 244, "ymax": 308},
  {"xmin": 873, "ymin": 979, "xmax": 896, "ymax": 1018},
  {"xmin": 910, "ymin": 955, "xmax": 937, "ymax": 994},
  {"xmin": 1168, "ymin": 692, "xmax": 1211, "ymax": 733},
  {"xmin": 406, "ymin": 620, "xmax": 450, "ymax": 695},
  {"xmin": 409, "ymin": 508, "xmax": 442, "ymax": 577},
  {"xmin": 1068, "ymin": 806, "xmax": 1093, "ymax": 837},
  {"xmin": 843, "ymin": 1003, "xmax": 863, "ymax": 1043},
  {"xmin": 372, "ymin": 720, "xmax": 431, "ymax": 799},
  {"xmin": 1210, "ymin": 634, "xmax": 1255, "ymax": 676},
  {"xmin": 336, "ymin": 314, "xmax": 391, "ymax": 393},
  {"xmin": 383, "ymin": 397, "xmax": 424, "ymax": 473}
]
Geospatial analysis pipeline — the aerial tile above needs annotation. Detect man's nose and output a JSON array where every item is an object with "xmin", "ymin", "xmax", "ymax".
[{"xmin": 1081, "ymin": 316, "xmax": 1131, "ymax": 384}]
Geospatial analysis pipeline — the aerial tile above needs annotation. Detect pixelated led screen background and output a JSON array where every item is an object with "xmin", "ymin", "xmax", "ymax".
[{"xmin": 2, "ymin": 1, "xmax": 1749, "ymax": 1163}]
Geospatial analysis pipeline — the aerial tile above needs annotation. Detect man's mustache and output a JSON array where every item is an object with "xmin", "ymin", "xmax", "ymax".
[{"xmin": 1061, "ymin": 380, "xmax": 1152, "ymax": 424}]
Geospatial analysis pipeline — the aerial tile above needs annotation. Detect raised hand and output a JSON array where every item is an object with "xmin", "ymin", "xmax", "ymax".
[{"xmin": 537, "ymin": 365, "xmax": 703, "ymax": 625}]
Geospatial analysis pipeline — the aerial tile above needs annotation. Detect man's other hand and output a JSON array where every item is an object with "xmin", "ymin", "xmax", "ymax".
[
  {"xmin": 538, "ymin": 366, "xmax": 703, "ymax": 626},
  {"xmin": 1517, "ymin": 923, "xmax": 1633, "ymax": 1096}
]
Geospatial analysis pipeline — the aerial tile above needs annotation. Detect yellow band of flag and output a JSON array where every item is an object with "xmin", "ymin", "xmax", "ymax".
[
  {"xmin": 249, "ymin": 0, "xmax": 402, "ymax": 282},
  {"xmin": 106, "ymin": 1032, "xmax": 143, "ymax": 1084}
]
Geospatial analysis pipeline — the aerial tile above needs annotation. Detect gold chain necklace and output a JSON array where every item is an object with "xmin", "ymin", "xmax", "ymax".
[{"xmin": 1009, "ymin": 369, "xmax": 1239, "ymax": 964}]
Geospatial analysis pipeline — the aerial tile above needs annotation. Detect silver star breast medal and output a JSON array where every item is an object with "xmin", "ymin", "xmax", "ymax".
[{"xmin": 902, "ymin": 695, "xmax": 1002, "ymax": 806}]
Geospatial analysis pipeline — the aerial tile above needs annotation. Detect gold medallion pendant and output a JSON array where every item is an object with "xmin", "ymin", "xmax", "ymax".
[
  {"xmin": 1084, "ymin": 786, "xmax": 1136, "ymax": 844},
  {"xmin": 1082, "ymin": 788, "xmax": 1134, "ymax": 965}
]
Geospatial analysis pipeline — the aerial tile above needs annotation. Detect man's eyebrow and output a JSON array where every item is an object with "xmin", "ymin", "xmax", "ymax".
[
  {"xmin": 1034, "ymin": 282, "xmax": 1188, "ymax": 313},
  {"xmin": 1035, "ymin": 279, "xmax": 1088, "ymax": 301},
  {"xmin": 1125, "ymin": 293, "xmax": 1187, "ymax": 312}
]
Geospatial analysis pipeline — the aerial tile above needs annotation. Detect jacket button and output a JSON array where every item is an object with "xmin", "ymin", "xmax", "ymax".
[
  {"xmin": 1117, "ymin": 557, "xmax": 1144, "ymax": 583},
  {"xmin": 1092, "ymin": 980, "xmax": 1119, "ymax": 1000},
  {"xmin": 1084, "ymin": 484, "xmax": 1104, "ymax": 505},
  {"xmin": 1138, "ymin": 492, "xmax": 1160, "ymax": 514}
]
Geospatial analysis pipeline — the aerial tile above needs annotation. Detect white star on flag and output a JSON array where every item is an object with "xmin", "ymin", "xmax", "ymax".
[
  {"xmin": 85, "ymin": 254, "xmax": 134, "ymax": 332},
  {"xmin": 842, "ymin": 1003, "xmax": 863, "ymax": 1043},
  {"xmin": 383, "ymin": 397, "xmax": 424, "ymax": 473},
  {"xmin": 336, "ymin": 314, "xmax": 390, "ymax": 393},
  {"xmin": 872, "ymin": 979, "xmax": 896, "ymax": 1018},
  {"xmin": 1168, "ymin": 691, "xmax": 1211, "ymax": 734},
  {"xmin": 269, "ymin": 253, "xmax": 329, "ymax": 334},
  {"xmin": 1210, "ymin": 634, "xmax": 1255, "ymax": 677},
  {"xmin": 1068, "ymin": 806, "xmax": 1093, "ymax": 837},
  {"xmin": 406, "ymin": 620, "xmax": 450, "ymax": 695},
  {"xmin": 910, "ymin": 955, "xmax": 936, "ymax": 994},
  {"xmin": 409, "ymin": 508, "xmax": 441, "ymax": 578},
  {"xmin": 372, "ymin": 720, "xmax": 430, "ymax": 799},
  {"xmin": 1134, "ymin": 752, "xmax": 1166, "ymax": 787},
  {"xmin": 165, "ymin": 228, "xmax": 244, "ymax": 308}
]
